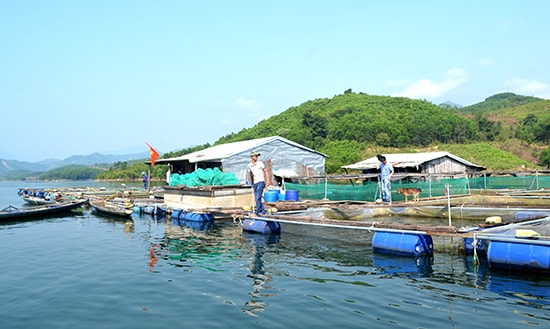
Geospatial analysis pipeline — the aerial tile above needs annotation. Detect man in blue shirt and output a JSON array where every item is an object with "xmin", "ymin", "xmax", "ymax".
[{"xmin": 377, "ymin": 155, "xmax": 394, "ymax": 203}]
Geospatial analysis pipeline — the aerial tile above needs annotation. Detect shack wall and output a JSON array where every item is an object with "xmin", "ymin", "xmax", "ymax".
[{"xmin": 221, "ymin": 139, "xmax": 325, "ymax": 183}]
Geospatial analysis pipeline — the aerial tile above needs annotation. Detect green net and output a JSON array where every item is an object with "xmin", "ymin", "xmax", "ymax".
[
  {"xmin": 284, "ymin": 175, "xmax": 550, "ymax": 202},
  {"xmin": 169, "ymin": 168, "xmax": 240, "ymax": 187}
]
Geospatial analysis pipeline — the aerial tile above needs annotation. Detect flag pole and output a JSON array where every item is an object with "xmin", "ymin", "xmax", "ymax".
[{"xmin": 147, "ymin": 167, "xmax": 151, "ymax": 192}]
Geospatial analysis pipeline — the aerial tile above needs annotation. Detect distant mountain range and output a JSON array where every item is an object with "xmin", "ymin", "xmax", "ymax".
[{"xmin": 0, "ymin": 151, "xmax": 150, "ymax": 174}]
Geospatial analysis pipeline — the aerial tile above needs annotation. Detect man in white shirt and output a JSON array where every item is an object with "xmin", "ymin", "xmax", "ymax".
[{"xmin": 247, "ymin": 151, "xmax": 271, "ymax": 216}]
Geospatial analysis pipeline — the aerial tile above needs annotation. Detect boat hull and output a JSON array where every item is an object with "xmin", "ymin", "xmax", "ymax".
[{"xmin": 0, "ymin": 199, "xmax": 88, "ymax": 221}]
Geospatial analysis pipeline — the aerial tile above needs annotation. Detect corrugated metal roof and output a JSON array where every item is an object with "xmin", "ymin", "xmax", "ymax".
[
  {"xmin": 155, "ymin": 136, "xmax": 326, "ymax": 164},
  {"xmin": 342, "ymin": 151, "xmax": 484, "ymax": 170}
]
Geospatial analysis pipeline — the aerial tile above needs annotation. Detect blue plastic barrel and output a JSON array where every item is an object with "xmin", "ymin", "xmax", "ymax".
[
  {"xmin": 242, "ymin": 219, "xmax": 281, "ymax": 234},
  {"xmin": 179, "ymin": 211, "xmax": 214, "ymax": 222},
  {"xmin": 487, "ymin": 240, "xmax": 550, "ymax": 271},
  {"xmin": 171, "ymin": 209, "xmax": 182, "ymax": 219},
  {"xmin": 372, "ymin": 232, "xmax": 434, "ymax": 256},
  {"xmin": 285, "ymin": 190, "xmax": 299, "ymax": 201},
  {"xmin": 264, "ymin": 190, "xmax": 279, "ymax": 202}
]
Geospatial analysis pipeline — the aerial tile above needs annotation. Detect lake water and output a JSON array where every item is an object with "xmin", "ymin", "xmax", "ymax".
[{"xmin": 1, "ymin": 181, "xmax": 549, "ymax": 328}]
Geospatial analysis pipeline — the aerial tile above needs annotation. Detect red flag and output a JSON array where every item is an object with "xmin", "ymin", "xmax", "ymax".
[{"xmin": 145, "ymin": 143, "xmax": 160, "ymax": 166}]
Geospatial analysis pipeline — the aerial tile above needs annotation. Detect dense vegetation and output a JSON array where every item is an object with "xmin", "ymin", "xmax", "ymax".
[
  {"xmin": 214, "ymin": 91, "xmax": 549, "ymax": 173},
  {"xmin": 38, "ymin": 165, "xmax": 104, "ymax": 180},
  {"xmin": 5, "ymin": 91, "xmax": 549, "ymax": 180}
]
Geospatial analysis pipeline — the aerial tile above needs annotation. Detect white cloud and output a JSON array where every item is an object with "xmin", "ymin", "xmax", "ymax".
[
  {"xmin": 503, "ymin": 78, "xmax": 550, "ymax": 99},
  {"xmin": 391, "ymin": 68, "xmax": 469, "ymax": 100}
]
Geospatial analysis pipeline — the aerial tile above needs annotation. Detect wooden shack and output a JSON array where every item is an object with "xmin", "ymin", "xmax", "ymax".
[{"xmin": 342, "ymin": 151, "xmax": 485, "ymax": 178}]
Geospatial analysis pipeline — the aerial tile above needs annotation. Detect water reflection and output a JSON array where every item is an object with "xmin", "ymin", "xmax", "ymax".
[
  {"xmin": 241, "ymin": 232, "xmax": 279, "ymax": 317},
  {"xmin": 161, "ymin": 220, "xmax": 241, "ymax": 271},
  {"xmin": 170, "ymin": 217, "xmax": 213, "ymax": 231},
  {"xmin": 372, "ymin": 252, "xmax": 433, "ymax": 276},
  {"xmin": 150, "ymin": 219, "xmax": 550, "ymax": 320}
]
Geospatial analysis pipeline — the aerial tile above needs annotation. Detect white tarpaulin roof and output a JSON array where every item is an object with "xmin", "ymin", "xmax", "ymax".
[
  {"xmin": 156, "ymin": 136, "xmax": 326, "ymax": 164},
  {"xmin": 342, "ymin": 151, "xmax": 484, "ymax": 171},
  {"xmin": 155, "ymin": 136, "xmax": 327, "ymax": 182}
]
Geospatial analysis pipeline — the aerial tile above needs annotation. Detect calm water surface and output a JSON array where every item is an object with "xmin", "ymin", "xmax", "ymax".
[{"xmin": 1, "ymin": 181, "xmax": 549, "ymax": 328}]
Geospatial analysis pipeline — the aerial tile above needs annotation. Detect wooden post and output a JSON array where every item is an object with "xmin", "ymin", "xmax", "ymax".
[{"xmin": 147, "ymin": 167, "xmax": 151, "ymax": 192}]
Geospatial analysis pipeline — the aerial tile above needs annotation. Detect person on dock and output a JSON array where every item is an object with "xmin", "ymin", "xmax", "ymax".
[
  {"xmin": 142, "ymin": 171, "xmax": 148, "ymax": 190},
  {"xmin": 166, "ymin": 164, "xmax": 172, "ymax": 186},
  {"xmin": 377, "ymin": 155, "xmax": 394, "ymax": 203},
  {"xmin": 247, "ymin": 151, "xmax": 271, "ymax": 216}
]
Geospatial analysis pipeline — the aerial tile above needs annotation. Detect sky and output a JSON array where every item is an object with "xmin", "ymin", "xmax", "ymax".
[{"xmin": 1, "ymin": 1, "xmax": 549, "ymax": 162}]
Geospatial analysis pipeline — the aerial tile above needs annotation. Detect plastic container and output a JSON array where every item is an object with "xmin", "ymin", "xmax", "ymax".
[
  {"xmin": 242, "ymin": 218, "xmax": 281, "ymax": 234},
  {"xmin": 171, "ymin": 209, "xmax": 213, "ymax": 222},
  {"xmin": 279, "ymin": 192, "xmax": 286, "ymax": 201},
  {"xmin": 487, "ymin": 240, "xmax": 550, "ymax": 271},
  {"xmin": 180, "ymin": 212, "xmax": 214, "ymax": 222},
  {"xmin": 263, "ymin": 190, "xmax": 279, "ymax": 202},
  {"xmin": 372, "ymin": 232, "xmax": 434, "ymax": 256},
  {"xmin": 285, "ymin": 190, "xmax": 299, "ymax": 201}
]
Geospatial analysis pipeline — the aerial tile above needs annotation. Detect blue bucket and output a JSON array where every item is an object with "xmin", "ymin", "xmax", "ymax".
[
  {"xmin": 279, "ymin": 192, "xmax": 286, "ymax": 201},
  {"xmin": 285, "ymin": 190, "xmax": 299, "ymax": 201},
  {"xmin": 264, "ymin": 190, "xmax": 279, "ymax": 202}
]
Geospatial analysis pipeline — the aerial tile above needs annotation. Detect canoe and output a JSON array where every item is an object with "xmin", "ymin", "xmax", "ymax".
[
  {"xmin": 90, "ymin": 199, "xmax": 134, "ymax": 218},
  {"xmin": 0, "ymin": 199, "xmax": 89, "ymax": 221},
  {"xmin": 18, "ymin": 188, "xmax": 65, "ymax": 205}
]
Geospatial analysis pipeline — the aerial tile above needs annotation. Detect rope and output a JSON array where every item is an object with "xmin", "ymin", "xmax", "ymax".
[{"xmin": 472, "ymin": 234, "xmax": 480, "ymax": 266}]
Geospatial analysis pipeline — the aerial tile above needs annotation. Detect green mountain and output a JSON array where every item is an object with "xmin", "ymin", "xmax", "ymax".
[
  {"xmin": 214, "ymin": 91, "xmax": 549, "ymax": 173},
  {"xmin": 461, "ymin": 92, "xmax": 543, "ymax": 114},
  {"xmin": 5, "ymin": 91, "xmax": 549, "ymax": 180}
]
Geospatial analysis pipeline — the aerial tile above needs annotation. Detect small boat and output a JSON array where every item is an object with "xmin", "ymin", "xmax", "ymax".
[
  {"xmin": 0, "ymin": 199, "xmax": 89, "ymax": 222},
  {"xmin": 90, "ymin": 199, "xmax": 134, "ymax": 218},
  {"xmin": 17, "ymin": 188, "xmax": 65, "ymax": 205}
]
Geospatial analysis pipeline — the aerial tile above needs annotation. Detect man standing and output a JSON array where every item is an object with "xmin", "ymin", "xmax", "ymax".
[
  {"xmin": 247, "ymin": 151, "xmax": 271, "ymax": 216},
  {"xmin": 142, "ymin": 171, "xmax": 148, "ymax": 190},
  {"xmin": 377, "ymin": 155, "xmax": 394, "ymax": 203}
]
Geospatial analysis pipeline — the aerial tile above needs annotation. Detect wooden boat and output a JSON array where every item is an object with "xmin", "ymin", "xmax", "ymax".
[
  {"xmin": 90, "ymin": 199, "xmax": 134, "ymax": 218},
  {"xmin": 17, "ymin": 188, "xmax": 64, "ymax": 205},
  {"xmin": 0, "ymin": 199, "xmax": 89, "ymax": 221}
]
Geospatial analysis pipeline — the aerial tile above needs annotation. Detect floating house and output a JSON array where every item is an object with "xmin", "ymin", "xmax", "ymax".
[
  {"xmin": 342, "ymin": 151, "xmax": 485, "ymax": 177},
  {"xmin": 154, "ymin": 136, "xmax": 327, "ymax": 210}
]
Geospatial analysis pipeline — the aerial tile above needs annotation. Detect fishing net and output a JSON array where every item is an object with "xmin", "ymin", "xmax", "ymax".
[{"xmin": 284, "ymin": 175, "xmax": 550, "ymax": 202}]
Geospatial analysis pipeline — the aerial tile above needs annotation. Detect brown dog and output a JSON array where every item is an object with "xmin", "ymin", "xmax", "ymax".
[{"xmin": 396, "ymin": 187, "xmax": 422, "ymax": 202}]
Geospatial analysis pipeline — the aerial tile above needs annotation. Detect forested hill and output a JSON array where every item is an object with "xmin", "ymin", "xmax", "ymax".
[
  {"xmin": 461, "ymin": 92, "xmax": 544, "ymax": 114},
  {"xmin": 213, "ymin": 91, "xmax": 550, "ymax": 173}
]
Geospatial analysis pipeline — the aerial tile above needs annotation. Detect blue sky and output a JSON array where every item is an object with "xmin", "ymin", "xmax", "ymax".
[{"xmin": 1, "ymin": 1, "xmax": 549, "ymax": 162}]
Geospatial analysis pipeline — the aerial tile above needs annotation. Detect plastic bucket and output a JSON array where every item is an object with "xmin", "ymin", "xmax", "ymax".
[
  {"xmin": 285, "ymin": 190, "xmax": 299, "ymax": 201},
  {"xmin": 264, "ymin": 190, "xmax": 279, "ymax": 202},
  {"xmin": 279, "ymin": 192, "xmax": 286, "ymax": 201}
]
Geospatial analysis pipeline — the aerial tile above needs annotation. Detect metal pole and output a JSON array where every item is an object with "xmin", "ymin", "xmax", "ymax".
[{"xmin": 446, "ymin": 183, "xmax": 452, "ymax": 226}]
